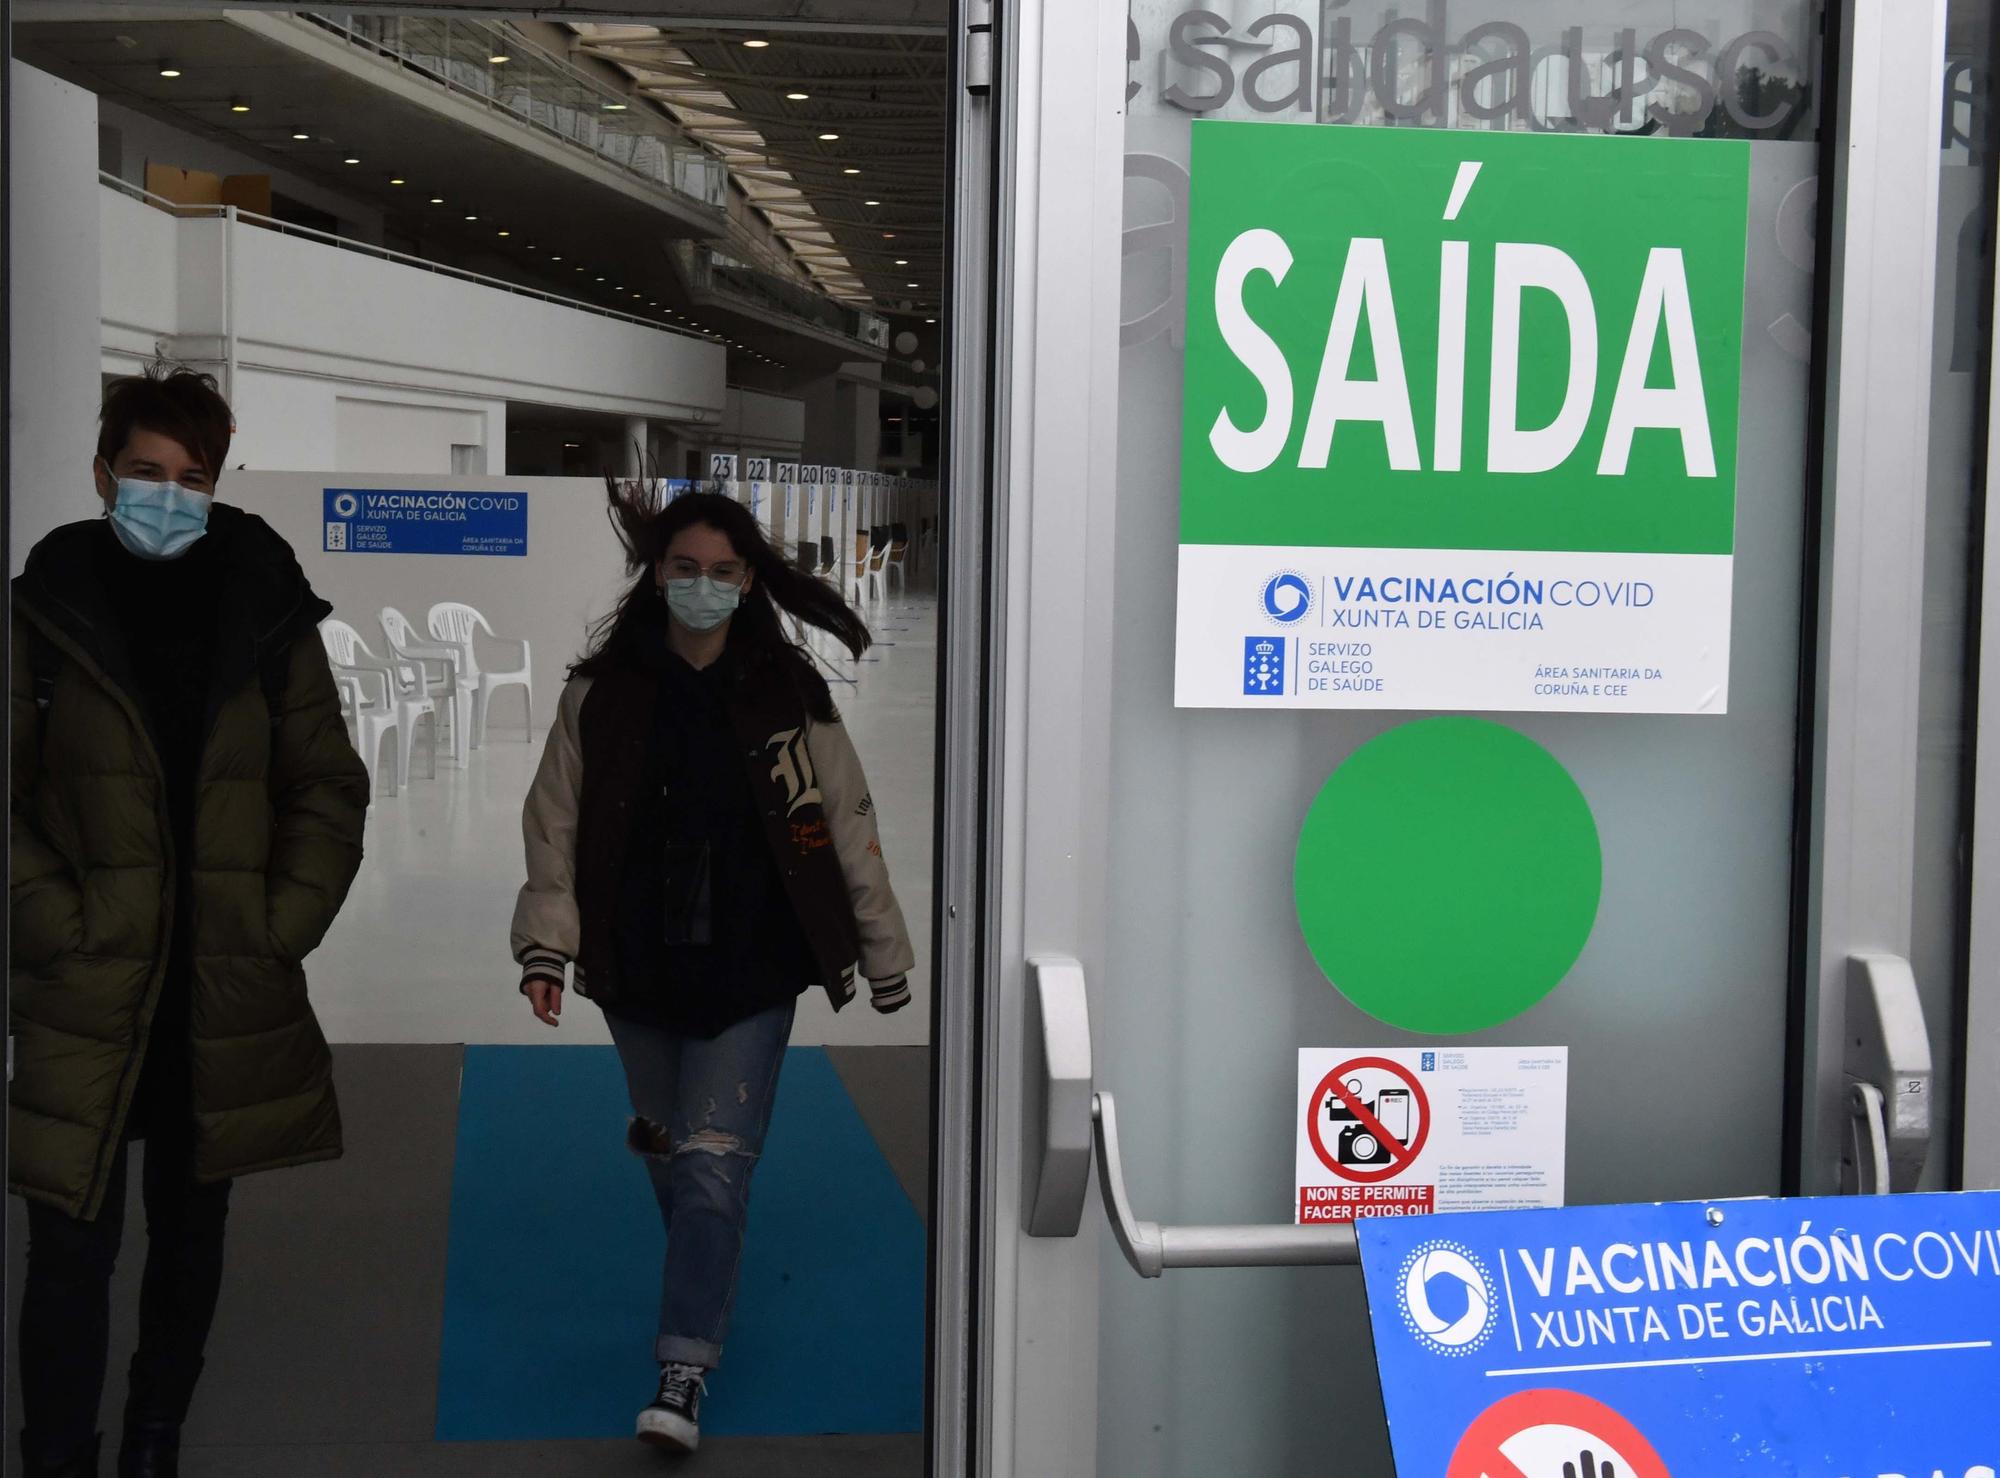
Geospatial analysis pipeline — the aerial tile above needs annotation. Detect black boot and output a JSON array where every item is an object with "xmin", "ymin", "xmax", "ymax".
[
  {"xmin": 115, "ymin": 1420, "xmax": 179, "ymax": 1478},
  {"xmin": 118, "ymin": 1354, "xmax": 198, "ymax": 1478},
  {"xmin": 20, "ymin": 1431, "xmax": 102, "ymax": 1477}
]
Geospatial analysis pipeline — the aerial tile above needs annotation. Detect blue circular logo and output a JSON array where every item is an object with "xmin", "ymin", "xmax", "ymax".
[
  {"xmin": 332, "ymin": 492, "xmax": 360, "ymax": 519},
  {"xmin": 1263, "ymin": 571, "xmax": 1313, "ymax": 625},
  {"xmin": 1397, "ymin": 1241, "xmax": 1499, "ymax": 1356}
]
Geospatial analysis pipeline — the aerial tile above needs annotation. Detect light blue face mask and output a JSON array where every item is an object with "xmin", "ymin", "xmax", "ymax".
[
  {"xmin": 108, "ymin": 477, "xmax": 214, "ymax": 561},
  {"xmin": 663, "ymin": 575, "xmax": 742, "ymax": 633}
]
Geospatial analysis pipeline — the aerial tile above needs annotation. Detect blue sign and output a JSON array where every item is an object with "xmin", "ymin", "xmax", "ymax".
[
  {"xmin": 323, "ymin": 488, "xmax": 527, "ymax": 557},
  {"xmin": 1244, "ymin": 635, "xmax": 1287, "ymax": 696},
  {"xmin": 1360, "ymin": 1192, "xmax": 2000, "ymax": 1478}
]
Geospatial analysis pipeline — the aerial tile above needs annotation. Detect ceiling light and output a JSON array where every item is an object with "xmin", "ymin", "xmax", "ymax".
[
  {"xmin": 786, "ymin": 91, "xmax": 809, "ymax": 101},
  {"xmin": 819, "ymin": 132, "xmax": 840, "ymax": 141},
  {"xmin": 865, "ymin": 199, "xmax": 880, "ymax": 206},
  {"xmin": 488, "ymin": 53, "xmax": 511, "ymax": 64},
  {"xmin": 895, "ymin": 259, "xmax": 908, "ymax": 266},
  {"xmin": 907, "ymin": 281, "xmax": 919, "ymax": 288},
  {"xmin": 464, "ymin": 213, "xmax": 478, "ymax": 221},
  {"xmin": 230, "ymin": 98, "xmax": 250, "ymax": 113},
  {"xmin": 293, "ymin": 130, "xmax": 311, "ymax": 141},
  {"xmin": 927, "ymin": 317, "xmax": 937, "ymax": 324},
  {"xmin": 390, "ymin": 177, "xmax": 406, "ymax": 185},
  {"xmin": 884, "ymin": 233, "xmax": 896, "ymax": 239},
  {"xmin": 563, "ymin": 442, "xmax": 581, "ymax": 449},
  {"xmin": 602, "ymin": 101, "xmax": 628, "ymax": 112},
  {"xmin": 551, "ymin": 254, "xmax": 563, "ymax": 261},
  {"xmin": 158, "ymin": 63, "xmax": 182, "ymax": 78},
  {"xmin": 498, "ymin": 229, "xmax": 511, "ymax": 237},
  {"xmin": 344, "ymin": 157, "xmax": 361, "ymax": 165},
  {"xmin": 843, "ymin": 168, "xmax": 861, "ymax": 175},
  {"xmin": 596, "ymin": 276, "xmax": 606, "ymax": 282},
  {"xmin": 430, "ymin": 196, "xmax": 445, "ymax": 204},
  {"xmin": 742, "ymin": 38, "xmax": 770, "ymax": 48}
]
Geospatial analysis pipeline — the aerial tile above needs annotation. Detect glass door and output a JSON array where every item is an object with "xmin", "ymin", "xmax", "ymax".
[
  {"xmin": 1937, "ymin": 0, "xmax": 2000, "ymax": 1188},
  {"xmin": 972, "ymin": 2, "xmax": 1960, "ymax": 1474}
]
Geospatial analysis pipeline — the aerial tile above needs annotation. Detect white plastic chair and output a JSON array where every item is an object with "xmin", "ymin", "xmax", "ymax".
[
  {"xmin": 427, "ymin": 602, "xmax": 533, "ymax": 745},
  {"xmin": 329, "ymin": 673, "xmax": 379, "ymax": 807},
  {"xmin": 319, "ymin": 619, "xmax": 438, "ymax": 796},
  {"xmin": 885, "ymin": 526, "xmax": 911, "ymax": 599},
  {"xmin": 379, "ymin": 606, "xmax": 471, "ymax": 765},
  {"xmin": 917, "ymin": 519, "xmax": 938, "ymax": 589},
  {"xmin": 865, "ymin": 528, "xmax": 890, "ymax": 604},
  {"xmin": 848, "ymin": 531, "xmax": 886, "ymax": 606}
]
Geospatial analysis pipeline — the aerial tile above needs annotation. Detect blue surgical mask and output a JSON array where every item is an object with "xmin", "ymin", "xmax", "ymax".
[
  {"xmin": 108, "ymin": 477, "xmax": 214, "ymax": 561},
  {"xmin": 663, "ymin": 575, "xmax": 742, "ymax": 633}
]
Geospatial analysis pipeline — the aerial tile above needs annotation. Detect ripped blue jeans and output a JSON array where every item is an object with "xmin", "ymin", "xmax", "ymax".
[{"xmin": 604, "ymin": 1001, "xmax": 795, "ymax": 1369}]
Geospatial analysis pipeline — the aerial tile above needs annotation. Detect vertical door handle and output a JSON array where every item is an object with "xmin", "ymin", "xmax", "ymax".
[{"xmin": 1842, "ymin": 953, "xmax": 1932, "ymax": 1193}]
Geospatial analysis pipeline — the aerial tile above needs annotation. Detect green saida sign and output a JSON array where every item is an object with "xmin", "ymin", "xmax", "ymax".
[{"xmin": 1175, "ymin": 121, "xmax": 1750, "ymax": 714}]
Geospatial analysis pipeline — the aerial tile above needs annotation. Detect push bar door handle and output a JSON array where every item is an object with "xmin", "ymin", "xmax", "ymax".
[
  {"xmin": 1024, "ymin": 956, "xmax": 1360, "ymax": 1270},
  {"xmin": 1092, "ymin": 1092, "xmax": 1358, "ymax": 1277}
]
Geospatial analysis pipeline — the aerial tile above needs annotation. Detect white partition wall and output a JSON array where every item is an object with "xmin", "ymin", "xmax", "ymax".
[
  {"xmin": 195, "ymin": 468, "xmax": 928, "ymax": 1051},
  {"xmin": 743, "ymin": 454, "xmax": 780, "ymax": 551},
  {"xmin": 801, "ymin": 463, "xmax": 829, "ymax": 581},
  {"xmin": 777, "ymin": 462, "xmax": 802, "ymax": 566}
]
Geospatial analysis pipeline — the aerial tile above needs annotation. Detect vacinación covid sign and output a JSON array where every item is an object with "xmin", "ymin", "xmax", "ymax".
[{"xmin": 1175, "ymin": 123, "xmax": 1751, "ymax": 713}]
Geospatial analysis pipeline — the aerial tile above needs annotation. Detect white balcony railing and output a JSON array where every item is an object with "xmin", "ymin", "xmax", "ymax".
[
  {"xmin": 300, "ymin": 12, "xmax": 730, "ymax": 213},
  {"xmin": 102, "ymin": 172, "xmax": 715, "ymax": 345}
]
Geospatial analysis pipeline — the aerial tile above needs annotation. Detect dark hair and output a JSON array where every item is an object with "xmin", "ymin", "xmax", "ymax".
[
  {"xmin": 97, "ymin": 363, "xmax": 234, "ymax": 480},
  {"xmin": 572, "ymin": 481, "xmax": 872, "ymax": 722}
]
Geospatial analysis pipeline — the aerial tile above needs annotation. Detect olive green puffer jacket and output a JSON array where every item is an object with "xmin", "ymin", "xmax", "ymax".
[{"xmin": 9, "ymin": 507, "xmax": 369, "ymax": 1220}]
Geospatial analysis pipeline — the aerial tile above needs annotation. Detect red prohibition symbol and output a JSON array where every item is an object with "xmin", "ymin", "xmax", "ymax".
[
  {"xmin": 1305, "ymin": 1055, "xmax": 1430, "ymax": 1183},
  {"xmin": 1446, "ymin": 1389, "xmax": 1673, "ymax": 1478}
]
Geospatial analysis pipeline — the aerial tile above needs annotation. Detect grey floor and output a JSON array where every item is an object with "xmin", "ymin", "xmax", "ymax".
[{"xmin": 8, "ymin": 1042, "xmax": 929, "ymax": 1474}]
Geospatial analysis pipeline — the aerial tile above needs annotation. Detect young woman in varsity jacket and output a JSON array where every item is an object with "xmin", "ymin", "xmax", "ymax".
[{"xmin": 510, "ymin": 485, "xmax": 914, "ymax": 1454}]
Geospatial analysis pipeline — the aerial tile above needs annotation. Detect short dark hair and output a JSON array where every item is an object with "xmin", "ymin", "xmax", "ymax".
[{"xmin": 97, "ymin": 363, "xmax": 234, "ymax": 480}]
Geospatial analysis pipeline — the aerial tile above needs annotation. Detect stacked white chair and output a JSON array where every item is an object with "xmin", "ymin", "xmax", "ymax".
[
  {"xmin": 319, "ymin": 619, "xmax": 439, "ymax": 798},
  {"xmin": 379, "ymin": 606, "xmax": 472, "ymax": 765},
  {"xmin": 885, "ymin": 525, "xmax": 911, "ymax": 599},
  {"xmin": 427, "ymin": 601, "xmax": 534, "ymax": 745}
]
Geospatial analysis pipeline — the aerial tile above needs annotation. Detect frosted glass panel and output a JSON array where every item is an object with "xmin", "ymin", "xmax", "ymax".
[{"xmin": 1103, "ymin": 5, "xmax": 1822, "ymax": 1473}]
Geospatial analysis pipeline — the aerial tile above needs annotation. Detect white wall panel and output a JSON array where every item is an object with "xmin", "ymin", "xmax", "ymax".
[{"xmin": 9, "ymin": 62, "xmax": 104, "ymax": 571}]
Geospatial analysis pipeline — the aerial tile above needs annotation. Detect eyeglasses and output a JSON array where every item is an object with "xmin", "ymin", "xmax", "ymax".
[{"xmin": 663, "ymin": 557, "xmax": 748, "ymax": 588}]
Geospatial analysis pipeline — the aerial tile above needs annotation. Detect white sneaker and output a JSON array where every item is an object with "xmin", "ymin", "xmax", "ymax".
[{"xmin": 636, "ymin": 1361, "xmax": 705, "ymax": 1453}]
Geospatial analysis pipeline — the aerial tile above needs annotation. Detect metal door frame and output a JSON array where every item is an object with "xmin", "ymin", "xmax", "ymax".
[
  {"xmin": 971, "ymin": 0, "xmax": 1959, "ymax": 1471},
  {"xmin": 1963, "ymin": 113, "xmax": 2000, "ymax": 1192},
  {"xmin": 965, "ymin": 2, "xmax": 1125, "ymax": 1474},
  {"xmin": 1795, "ymin": 0, "xmax": 1955, "ymax": 1196},
  {"xmin": 1, "ymin": 2, "xmax": 1001, "ymax": 1467}
]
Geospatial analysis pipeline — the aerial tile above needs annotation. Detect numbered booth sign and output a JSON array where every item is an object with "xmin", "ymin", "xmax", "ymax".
[{"xmin": 745, "ymin": 456, "xmax": 782, "ymax": 543}]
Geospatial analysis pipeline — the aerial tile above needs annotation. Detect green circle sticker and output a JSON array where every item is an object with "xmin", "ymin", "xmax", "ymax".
[{"xmin": 1293, "ymin": 717, "xmax": 1601, "ymax": 1034}]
